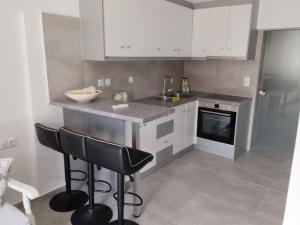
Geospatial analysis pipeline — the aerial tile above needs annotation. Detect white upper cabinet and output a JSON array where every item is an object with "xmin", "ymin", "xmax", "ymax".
[
  {"xmin": 207, "ymin": 6, "xmax": 230, "ymax": 57},
  {"xmin": 226, "ymin": 4, "xmax": 252, "ymax": 57},
  {"xmin": 258, "ymin": 0, "xmax": 300, "ymax": 30},
  {"xmin": 192, "ymin": 4, "xmax": 253, "ymax": 59},
  {"xmin": 162, "ymin": 0, "xmax": 193, "ymax": 57},
  {"xmin": 80, "ymin": 0, "xmax": 193, "ymax": 60},
  {"xmin": 191, "ymin": 8, "xmax": 209, "ymax": 57}
]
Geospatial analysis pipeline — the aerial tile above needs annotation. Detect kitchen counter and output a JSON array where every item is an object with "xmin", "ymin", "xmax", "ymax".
[
  {"xmin": 51, "ymin": 98, "xmax": 174, "ymax": 123},
  {"xmin": 51, "ymin": 92, "xmax": 251, "ymax": 123},
  {"xmin": 133, "ymin": 92, "xmax": 252, "ymax": 108}
]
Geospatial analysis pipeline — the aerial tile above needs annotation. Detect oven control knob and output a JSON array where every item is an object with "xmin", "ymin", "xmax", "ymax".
[{"xmin": 215, "ymin": 104, "xmax": 219, "ymax": 109}]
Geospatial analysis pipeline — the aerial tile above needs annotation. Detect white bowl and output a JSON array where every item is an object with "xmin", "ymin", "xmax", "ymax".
[{"xmin": 65, "ymin": 90, "xmax": 102, "ymax": 103}]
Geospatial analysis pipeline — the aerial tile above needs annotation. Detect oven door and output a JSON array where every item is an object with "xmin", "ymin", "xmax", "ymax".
[{"xmin": 197, "ymin": 107, "xmax": 236, "ymax": 145}]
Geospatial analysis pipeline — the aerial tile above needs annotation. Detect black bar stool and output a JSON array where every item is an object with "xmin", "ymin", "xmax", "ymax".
[
  {"xmin": 35, "ymin": 123, "xmax": 88, "ymax": 212},
  {"xmin": 86, "ymin": 136, "xmax": 153, "ymax": 225},
  {"xmin": 60, "ymin": 127, "xmax": 113, "ymax": 225}
]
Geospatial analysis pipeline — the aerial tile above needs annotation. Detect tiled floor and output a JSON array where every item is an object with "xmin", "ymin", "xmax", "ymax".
[{"xmin": 27, "ymin": 149, "xmax": 291, "ymax": 225}]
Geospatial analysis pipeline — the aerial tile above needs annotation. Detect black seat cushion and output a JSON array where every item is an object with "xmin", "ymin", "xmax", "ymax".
[
  {"xmin": 86, "ymin": 136, "xmax": 153, "ymax": 175},
  {"xmin": 60, "ymin": 127, "xmax": 87, "ymax": 161},
  {"xmin": 125, "ymin": 147, "xmax": 153, "ymax": 175},
  {"xmin": 35, "ymin": 123, "xmax": 63, "ymax": 153}
]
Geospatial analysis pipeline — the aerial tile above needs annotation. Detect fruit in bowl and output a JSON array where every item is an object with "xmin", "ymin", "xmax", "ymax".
[{"xmin": 65, "ymin": 86, "xmax": 102, "ymax": 103}]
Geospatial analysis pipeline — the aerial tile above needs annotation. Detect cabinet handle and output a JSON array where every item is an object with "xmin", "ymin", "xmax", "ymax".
[
  {"xmin": 157, "ymin": 48, "xmax": 161, "ymax": 51},
  {"xmin": 121, "ymin": 46, "xmax": 125, "ymax": 49},
  {"xmin": 164, "ymin": 140, "xmax": 168, "ymax": 144},
  {"xmin": 127, "ymin": 46, "xmax": 130, "ymax": 49}
]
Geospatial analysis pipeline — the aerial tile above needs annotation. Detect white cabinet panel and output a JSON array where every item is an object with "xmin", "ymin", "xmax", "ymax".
[
  {"xmin": 103, "ymin": 0, "xmax": 159, "ymax": 57},
  {"xmin": 191, "ymin": 8, "xmax": 209, "ymax": 57},
  {"xmin": 226, "ymin": 5, "xmax": 252, "ymax": 58},
  {"xmin": 207, "ymin": 7, "xmax": 229, "ymax": 57},
  {"xmin": 99, "ymin": 0, "xmax": 193, "ymax": 58},
  {"xmin": 184, "ymin": 101, "xmax": 198, "ymax": 148},
  {"xmin": 258, "ymin": 0, "xmax": 300, "ymax": 30},
  {"xmin": 162, "ymin": 0, "xmax": 193, "ymax": 57},
  {"xmin": 173, "ymin": 101, "xmax": 198, "ymax": 154},
  {"xmin": 173, "ymin": 104, "xmax": 186, "ymax": 154},
  {"xmin": 139, "ymin": 113, "xmax": 175, "ymax": 173}
]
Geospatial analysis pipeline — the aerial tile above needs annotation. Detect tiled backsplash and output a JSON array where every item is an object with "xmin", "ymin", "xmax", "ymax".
[
  {"xmin": 43, "ymin": 13, "xmax": 183, "ymax": 101},
  {"xmin": 43, "ymin": 13, "xmax": 263, "ymax": 102},
  {"xmin": 184, "ymin": 32, "xmax": 264, "ymax": 99},
  {"xmin": 83, "ymin": 61, "xmax": 183, "ymax": 100}
]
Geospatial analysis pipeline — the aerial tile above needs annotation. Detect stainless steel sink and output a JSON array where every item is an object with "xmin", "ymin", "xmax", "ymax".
[{"xmin": 156, "ymin": 92, "xmax": 194, "ymax": 101}]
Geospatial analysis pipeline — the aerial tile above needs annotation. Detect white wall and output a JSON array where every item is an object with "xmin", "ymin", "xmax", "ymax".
[
  {"xmin": 257, "ymin": 0, "xmax": 300, "ymax": 30},
  {"xmin": 283, "ymin": 114, "xmax": 300, "ymax": 225},
  {"xmin": 1, "ymin": 0, "xmax": 79, "ymax": 203}
]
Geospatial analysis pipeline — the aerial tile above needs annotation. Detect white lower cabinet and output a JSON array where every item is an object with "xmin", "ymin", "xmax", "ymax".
[
  {"xmin": 138, "ymin": 101, "xmax": 198, "ymax": 173},
  {"xmin": 139, "ymin": 113, "xmax": 175, "ymax": 173},
  {"xmin": 173, "ymin": 101, "xmax": 198, "ymax": 154}
]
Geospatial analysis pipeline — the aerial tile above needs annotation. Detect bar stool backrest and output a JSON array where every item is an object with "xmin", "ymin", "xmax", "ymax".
[
  {"xmin": 35, "ymin": 123, "xmax": 63, "ymax": 153},
  {"xmin": 86, "ymin": 136, "xmax": 128, "ymax": 174},
  {"xmin": 60, "ymin": 127, "xmax": 87, "ymax": 161}
]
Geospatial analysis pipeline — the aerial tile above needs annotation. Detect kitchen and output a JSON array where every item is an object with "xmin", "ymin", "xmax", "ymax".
[{"xmin": 0, "ymin": 0, "xmax": 299, "ymax": 225}]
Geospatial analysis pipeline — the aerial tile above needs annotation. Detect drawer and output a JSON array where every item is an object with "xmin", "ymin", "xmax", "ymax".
[{"xmin": 156, "ymin": 119, "xmax": 174, "ymax": 139}]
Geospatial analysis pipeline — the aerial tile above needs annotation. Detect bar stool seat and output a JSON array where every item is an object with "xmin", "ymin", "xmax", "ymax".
[
  {"xmin": 60, "ymin": 128, "xmax": 113, "ymax": 225},
  {"xmin": 35, "ymin": 123, "xmax": 88, "ymax": 212},
  {"xmin": 86, "ymin": 137, "xmax": 153, "ymax": 225}
]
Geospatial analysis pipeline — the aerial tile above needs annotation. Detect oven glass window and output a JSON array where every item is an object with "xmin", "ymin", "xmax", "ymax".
[
  {"xmin": 202, "ymin": 113, "xmax": 231, "ymax": 138},
  {"xmin": 197, "ymin": 108, "xmax": 236, "ymax": 145}
]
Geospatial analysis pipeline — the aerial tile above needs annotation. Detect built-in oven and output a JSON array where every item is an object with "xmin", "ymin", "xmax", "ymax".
[{"xmin": 197, "ymin": 105, "xmax": 237, "ymax": 145}]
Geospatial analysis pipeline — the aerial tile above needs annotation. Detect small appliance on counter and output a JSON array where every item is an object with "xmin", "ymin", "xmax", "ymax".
[
  {"xmin": 195, "ymin": 94, "xmax": 251, "ymax": 161},
  {"xmin": 114, "ymin": 92, "xmax": 129, "ymax": 102},
  {"xmin": 181, "ymin": 77, "xmax": 190, "ymax": 93}
]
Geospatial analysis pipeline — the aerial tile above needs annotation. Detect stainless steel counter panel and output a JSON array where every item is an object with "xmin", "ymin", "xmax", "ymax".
[{"xmin": 51, "ymin": 98, "xmax": 174, "ymax": 123}]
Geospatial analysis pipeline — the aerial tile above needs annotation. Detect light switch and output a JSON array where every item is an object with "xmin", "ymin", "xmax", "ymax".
[
  {"xmin": 129, "ymin": 76, "xmax": 134, "ymax": 84},
  {"xmin": 105, "ymin": 78, "xmax": 111, "ymax": 86},
  {"xmin": 0, "ymin": 137, "xmax": 17, "ymax": 151},
  {"xmin": 97, "ymin": 79, "xmax": 104, "ymax": 87},
  {"xmin": 243, "ymin": 76, "xmax": 251, "ymax": 87}
]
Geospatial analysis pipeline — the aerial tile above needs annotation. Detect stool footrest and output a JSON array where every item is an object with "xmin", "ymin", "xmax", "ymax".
[
  {"xmin": 95, "ymin": 179, "xmax": 112, "ymax": 193},
  {"xmin": 113, "ymin": 191, "xmax": 143, "ymax": 207},
  {"xmin": 71, "ymin": 170, "xmax": 88, "ymax": 181}
]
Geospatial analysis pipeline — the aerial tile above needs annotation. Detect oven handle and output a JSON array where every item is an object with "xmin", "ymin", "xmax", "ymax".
[{"xmin": 200, "ymin": 110, "xmax": 231, "ymax": 117}]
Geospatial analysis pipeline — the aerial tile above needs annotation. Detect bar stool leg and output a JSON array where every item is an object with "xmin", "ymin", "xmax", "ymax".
[
  {"xmin": 49, "ymin": 154, "xmax": 88, "ymax": 212},
  {"xmin": 71, "ymin": 163, "xmax": 113, "ymax": 225},
  {"xmin": 109, "ymin": 173, "xmax": 139, "ymax": 225}
]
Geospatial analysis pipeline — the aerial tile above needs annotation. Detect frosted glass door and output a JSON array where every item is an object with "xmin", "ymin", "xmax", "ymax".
[{"xmin": 254, "ymin": 30, "xmax": 300, "ymax": 155}]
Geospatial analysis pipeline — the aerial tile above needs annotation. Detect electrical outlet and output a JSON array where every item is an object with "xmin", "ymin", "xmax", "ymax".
[
  {"xmin": 97, "ymin": 79, "xmax": 104, "ymax": 87},
  {"xmin": 243, "ymin": 76, "xmax": 251, "ymax": 87},
  {"xmin": 105, "ymin": 78, "xmax": 111, "ymax": 86},
  {"xmin": 0, "ymin": 137, "xmax": 17, "ymax": 151},
  {"xmin": 129, "ymin": 76, "xmax": 134, "ymax": 84}
]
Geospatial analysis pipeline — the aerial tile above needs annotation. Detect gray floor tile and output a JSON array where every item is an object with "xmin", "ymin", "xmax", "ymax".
[
  {"xmin": 25, "ymin": 149, "xmax": 288, "ymax": 225},
  {"xmin": 256, "ymin": 189, "xmax": 287, "ymax": 223}
]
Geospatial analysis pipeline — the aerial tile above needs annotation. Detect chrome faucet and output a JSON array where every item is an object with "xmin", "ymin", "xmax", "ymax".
[{"xmin": 163, "ymin": 76, "xmax": 173, "ymax": 96}]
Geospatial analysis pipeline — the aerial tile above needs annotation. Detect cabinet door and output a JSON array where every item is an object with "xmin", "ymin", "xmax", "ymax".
[
  {"xmin": 207, "ymin": 7, "xmax": 230, "ymax": 57},
  {"xmin": 139, "ymin": 121, "xmax": 157, "ymax": 172},
  {"xmin": 173, "ymin": 104, "xmax": 186, "ymax": 154},
  {"xmin": 162, "ymin": 0, "xmax": 193, "ymax": 57},
  {"xmin": 184, "ymin": 101, "xmax": 198, "ymax": 148},
  {"xmin": 191, "ymin": 8, "xmax": 209, "ymax": 57},
  {"xmin": 103, "ymin": 0, "xmax": 160, "ymax": 57},
  {"xmin": 226, "ymin": 4, "xmax": 252, "ymax": 58}
]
